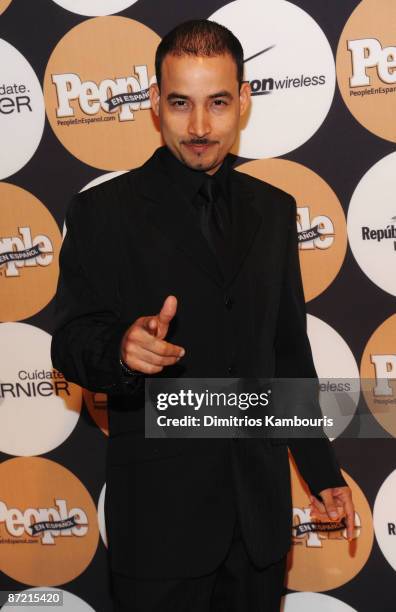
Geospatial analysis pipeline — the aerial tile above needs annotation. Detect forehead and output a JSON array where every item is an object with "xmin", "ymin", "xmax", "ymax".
[{"xmin": 160, "ymin": 53, "xmax": 239, "ymax": 94}]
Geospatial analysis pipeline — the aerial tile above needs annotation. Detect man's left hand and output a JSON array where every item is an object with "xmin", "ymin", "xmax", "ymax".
[{"xmin": 309, "ymin": 486, "xmax": 355, "ymax": 542}]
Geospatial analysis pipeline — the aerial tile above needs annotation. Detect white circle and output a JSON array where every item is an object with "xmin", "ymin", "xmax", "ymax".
[
  {"xmin": 373, "ymin": 468, "xmax": 396, "ymax": 572},
  {"xmin": 210, "ymin": 0, "xmax": 335, "ymax": 158},
  {"xmin": 0, "ymin": 39, "xmax": 45, "ymax": 180},
  {"xmin": 97, "ymin": 482, "xmax": 108, "ymax": 547},
  {"xmin": 81, "ymin": 170, "xmax": 127, "ymax": 192},
  {"xmin": 0, "ymin": 322, "xmax": 82, "ymax": 456},
  {"xmin": 347, "ymin": 151, "xmax": 396, "ymax": 297},
  {"xmin": 51, "ymin": 0, "xmax": 138, "ymax": 16},
  {"xmin": 307, "ymin": 315, "xmax": 360, "ymax": 439},
  {"xmin": 3, "ymin": 587, "xmax": 95, "ymax": 611},
  {"xmin": 282, "ymin": 592, "xmax": 357, "ymax": 612}
]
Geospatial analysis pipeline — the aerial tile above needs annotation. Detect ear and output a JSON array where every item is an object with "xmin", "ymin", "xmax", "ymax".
[
  {"xmin": 149, "ymin": 83, "xmax": 160, "ymax": 117},
  {"xmin": 239, "ymin": 81, "xmax": 251, "ymax": 117}
]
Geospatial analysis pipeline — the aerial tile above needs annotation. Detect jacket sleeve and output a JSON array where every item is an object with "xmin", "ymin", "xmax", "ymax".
[
  {"xmin": 50, "ymin": 193, "xmax": 143, "ymax": 395},
  {"xmin": 274, "ymin": 196, "xmax": 348, "ymax": 498}
]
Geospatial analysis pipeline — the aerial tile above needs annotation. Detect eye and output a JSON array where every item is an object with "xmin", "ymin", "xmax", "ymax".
[
  {"xmin": 212, "ymin": 99, "xmax": 228, "ymax": 107},
  {"xmin": 171, "ymin": 100, "xmax": 188, "ymax": 108}
]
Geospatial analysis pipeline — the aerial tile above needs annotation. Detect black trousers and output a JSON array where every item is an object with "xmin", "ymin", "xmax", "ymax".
[{"xmin": 110, "ymin": 519, "xmax": 287, "ymax": 612}]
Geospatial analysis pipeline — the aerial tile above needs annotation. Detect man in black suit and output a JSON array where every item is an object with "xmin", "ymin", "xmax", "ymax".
[{"xmin": 51, "ymin": 19, "xmax": 355, "ymax": 612}]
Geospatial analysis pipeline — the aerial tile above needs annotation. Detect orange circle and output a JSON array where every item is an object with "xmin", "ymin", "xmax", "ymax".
[
  {"xmin": 44, "ymin": 17, "xmax": 162, "ymax": 170},
  {"xmin": 360, "ymin": 314, "xmax": 396, "ymax": 437},
  {"xmin": 0, "ymin": 182, "xmax": 62, "ymax": 322},
  {"xmin": 236, "ymin": 159, "xmax": 347, "ymax": 302},
  {"xmin": 286, "ymin": 454, "xmax": 373, "ymax": 591},
  {"xmin": 0, "ymin": 0, "xmax": 12, "ymax": 15},
  {"xmin": 0, "ymin": 457, "xmax": 99, "ymax": 585},
  {"xmin": 337, "ymin": 0, "xmax": 396, "ymax": 142}
]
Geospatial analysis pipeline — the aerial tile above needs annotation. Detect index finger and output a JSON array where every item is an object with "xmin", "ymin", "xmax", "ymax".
[
  {"xmin": 344, "ymin": 499, "xmax": 355, "ymax": 541},
  {"xmin": 145, "ymin": 336, "xmax": 185, "ymax": 358},
  {"xmin": 132, "ymin": 323, "xmax": 185, "ymax": 356}
]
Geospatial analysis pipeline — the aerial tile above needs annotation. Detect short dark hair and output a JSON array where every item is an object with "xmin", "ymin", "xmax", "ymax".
[{"xmin": 155, "ymin": 19, "xmax": 244, "ymax": 89}]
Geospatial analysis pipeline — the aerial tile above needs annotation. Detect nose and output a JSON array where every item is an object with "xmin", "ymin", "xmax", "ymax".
[{"xmin": 188, "ymin": 106, "xmax": 210, "ymax": 139}]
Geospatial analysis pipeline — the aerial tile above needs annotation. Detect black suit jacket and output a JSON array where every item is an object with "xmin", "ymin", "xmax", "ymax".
[{"xmin": 51, "ymin": 146, "xmax": 347, "ymax": 579}]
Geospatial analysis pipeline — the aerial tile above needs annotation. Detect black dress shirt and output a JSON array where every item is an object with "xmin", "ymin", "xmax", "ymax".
[{"xmin": 157, "ymin": 145, "xmax": 233, "ymax": 234}]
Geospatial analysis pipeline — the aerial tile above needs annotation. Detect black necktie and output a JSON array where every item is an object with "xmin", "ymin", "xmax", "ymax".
[{"xmin": 196, "ymin": 175, "xmax": 230, "ymax": 267}]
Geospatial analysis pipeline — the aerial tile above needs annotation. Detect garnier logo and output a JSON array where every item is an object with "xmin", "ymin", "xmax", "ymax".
[
  {"xmin": 0, "ymin": 499, "xmax": 88, "ymax": 545},
  {"xmin": 348, "ymin": 38, "xmax": 396, "ymax": 87},
  {"xmin": 0, "ymin": 368, "xmax": 70, "ymax": 399},
  {"xmin": 0, "ymin": 226, "xmax": 53, "ymax": 277},
  {"xmin": 0, "ymin": 83, "xmax": 32, "ymax": 115},
  {"xmin": 52, "ymin": 64, "xmax": 155, "ymax": 122}
]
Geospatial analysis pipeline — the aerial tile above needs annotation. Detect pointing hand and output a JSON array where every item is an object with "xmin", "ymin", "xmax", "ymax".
[{"xmin": 120, "ymin": 295, "xmax": 185, "ymax": 374}]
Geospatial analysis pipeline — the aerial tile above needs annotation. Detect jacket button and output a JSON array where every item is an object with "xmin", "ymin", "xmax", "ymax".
[
  {"xmin": 224, "ymin": 295, "xmax": 234, "ymax": 309},
  {"xmin": 228, "ymin": 365, "xmax": 236, "ymax": 375}
]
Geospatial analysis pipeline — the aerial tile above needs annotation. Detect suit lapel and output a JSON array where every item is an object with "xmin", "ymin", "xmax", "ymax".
[
  {"xmin": 134, "ymin": 149, "xmax": 224, "ymax": 287},
  {"xmin": 131, "ymin": 149, "xmax": 263, "ymax": 289},
  {"xmin": 226, "ymin": 170, "xmax": 262, "ymax": 288}
]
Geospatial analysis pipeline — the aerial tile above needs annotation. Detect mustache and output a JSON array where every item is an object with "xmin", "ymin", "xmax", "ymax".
[{"xmin": 181, "ymin": 139, "xmax": 219, "ymax": 145}]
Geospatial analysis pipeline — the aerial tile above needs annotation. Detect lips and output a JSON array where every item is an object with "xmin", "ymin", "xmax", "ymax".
[{"xmin": 184, "ymin": 143, "xmax": 212, "ymax": 155}]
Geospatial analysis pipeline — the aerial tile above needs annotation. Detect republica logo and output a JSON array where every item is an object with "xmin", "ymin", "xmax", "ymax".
[
  {"xmin": 374, "ymin": 468, "xmax": 396, "ymax": 573},
  {"xmin": 44, "ymin": 17, "xmax": 161, "ymax": 170},
  {"xmin": 0, "ymin": 182, "xmax": 61, "ymax": 322},
  {"xmin": 237, "ymin": 158, "xmax": 346, "ymax": 301},
  {"xmin": 361, "ymin": 219, "xmax": 396, "ymax": 251},
  {"xmin": 337, "ymin": 0, "xmax": 396, "ymax": 142},
  {"xmin": 286, "ymin": 458, "xmax": 373, "ymax": 592},
  {"xmin": 347, "ymin": 152, "xmax": 396, "ymax": 296},
  {"xmin": 0, "ymin": 458, "xmax": 98, "ymax": 585}
]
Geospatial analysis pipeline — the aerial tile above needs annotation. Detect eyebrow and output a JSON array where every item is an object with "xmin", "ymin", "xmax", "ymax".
[
  {"xmin": 167, "ymin": 92, "xmax": 189, "ymax": 101},
  {"xmin": 208, "ymin": 91, "xmax": 233, "ymax": 100},
  {"xmin": 166, "ymin": 90, "xmax": 234, "ymax": 101}
]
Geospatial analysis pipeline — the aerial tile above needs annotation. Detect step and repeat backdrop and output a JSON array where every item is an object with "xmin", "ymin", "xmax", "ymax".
[{"xmin": 1, "ymin": 0, "xmax": 396, "ymax": 610}]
